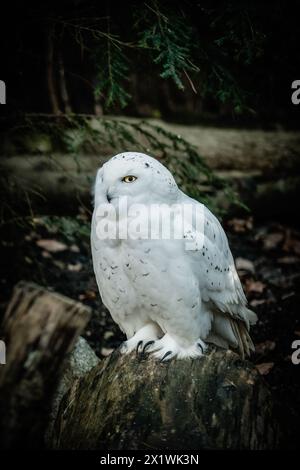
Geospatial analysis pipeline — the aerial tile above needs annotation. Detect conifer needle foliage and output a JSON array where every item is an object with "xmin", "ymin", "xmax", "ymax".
[
  {"xmin": 37, "ymin": 0, "xmax": 267, "ymax": 113},
  {"xmin": 94, "ymin": 41, "xmax": 130, "ymax": 109},
  {"xmin": 138, "ymin": 1, "xmax": 199, "ymax": 91}
]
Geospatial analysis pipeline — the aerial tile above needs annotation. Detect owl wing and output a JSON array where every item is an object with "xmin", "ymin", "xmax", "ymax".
[{"xmin": 181, "ymin": 195, "xmax": 257, "ymax": 357}]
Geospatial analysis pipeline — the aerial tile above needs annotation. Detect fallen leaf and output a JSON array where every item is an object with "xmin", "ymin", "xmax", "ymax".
[
  {"xmin": 255, "ymin": 340, "xmax": 276, "ymax": 355},
  {"xmin": 36, "ymin": 239, "xmax": 67, "ymax": 252},
  {"xmin": 228, "ymin": 217, "xmax": 253, "ymax": 233},
  {"xmin": 52, "ymin": 260, "xmax": 65, "ymax": 270},
  {"xmin": 79, "ymin": 290, "xmax": 97, "ymax": 300},
  {"xmin": 245, "ymin": 279, "xmax": 266, "ymax": 294},
  {"xmin": 282, "ymin": 229, "xmax": 300, "ymax": 255},
  {"xmin": 70, "ymin": 244, "xmax": 80, "ymax": 253},
  {"xmin": 277, "ymin": 256, "xmax": 300, "ymax": 265},
  {"xmin": 67, "ymin": 263, "xmax": 82, "ymax": 272},
  {"xmin": 250, "ymin": 299, "xmax": 267, "ymax": 307},
  {"xmin": 283, "ymin": 236, "xmax": 300, "ymax": 255},
  {"xmin": 263, "ymin": 232, "xmax": 284, "ymax": 250},
  {"xmin": 25, "ymin": 234, "xmax": 34, "ymax": 242},
  {"xmin": 235, "ymin": 257, "xmax": 255, "ymax": 274},
  {"xmin": 255, "ymin": 362, "xmax": 274, "ymax": 375},
  {"xmin": 246, "ymin": 378, "xmax": 255, "ymax": 385}
]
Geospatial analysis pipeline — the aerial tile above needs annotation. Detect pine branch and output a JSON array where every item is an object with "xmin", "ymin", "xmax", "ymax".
[
  {"xmin": 94, "ymin": 18, "xmax": 131, "ymax": 109},
  {"xmin": 138, "ymin": 1, "xmax": 199, "ymax": 91}
]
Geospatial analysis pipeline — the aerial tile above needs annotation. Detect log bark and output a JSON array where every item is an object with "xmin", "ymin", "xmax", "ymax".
[
  {"xmin": 1, "ymin": 119, "xmax": 299, "ymax": 217},
  {"xmin": 52, "ymin": 348, "xmax": 280, "ymax": 450},
  {"xmin": 2, "ymin": 118, "xmax": 300, "ymax": 171},
  {"xmin": 1, "ymin": 155, "xmax": 299, "ymax": 219},
  {"xmin": 0, "ymin": 281, "xmax": 91, "ymax": 449}
]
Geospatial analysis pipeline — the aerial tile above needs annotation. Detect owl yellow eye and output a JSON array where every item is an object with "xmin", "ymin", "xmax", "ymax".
[{"xmin": 122, "ymin": 175, "xmax": 137, "ymax": 183}]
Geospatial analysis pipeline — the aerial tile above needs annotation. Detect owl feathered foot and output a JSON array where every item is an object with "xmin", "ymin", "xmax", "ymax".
[
  {"xmin": 120, "ymin": 323, "xmax": 162, "ymax": 355},
  {"xmin": 146, "ymin": 333, "xmax": 207, "ymax": 361}
]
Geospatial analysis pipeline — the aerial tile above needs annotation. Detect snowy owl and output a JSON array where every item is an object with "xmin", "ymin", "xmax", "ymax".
[{"xmin": 91, "ymin": 152, "xmax": 257, "ymax": 361}]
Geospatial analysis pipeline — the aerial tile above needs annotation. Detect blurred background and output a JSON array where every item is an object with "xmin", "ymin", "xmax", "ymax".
[{"xmin": 0, "ymin": 0, "xmax": 300, "ymax": 449}]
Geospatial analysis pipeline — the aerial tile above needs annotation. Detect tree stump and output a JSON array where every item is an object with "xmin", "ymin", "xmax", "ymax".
[
  {"xmin": 52, "ymin": 348, "xmax": 280, "ymax": 450},
  {"xmin": 0, "ymin": 281, "xmax": 91, "ymax": 449}
]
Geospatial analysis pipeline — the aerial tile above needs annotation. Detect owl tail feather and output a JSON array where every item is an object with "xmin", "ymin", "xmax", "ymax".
[
  {"xmin": 207, "ymin": 311, "xmax": 255, "ymax": 359},
  {"xmin": 230, "ymin": 318, "xmax": 255, "ymax": 359}
]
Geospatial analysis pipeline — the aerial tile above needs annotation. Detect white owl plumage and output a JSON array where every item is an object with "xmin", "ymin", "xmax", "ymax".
[{"xmin": 91, "ymin": 152, "xmax": 257, "ymax": 360}]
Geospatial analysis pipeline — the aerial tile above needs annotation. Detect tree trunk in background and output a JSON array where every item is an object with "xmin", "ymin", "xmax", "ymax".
[
  {"xmin": 58, "ymin": 51, "xmax": 72, "ymax": 114},
  {"xmin": 46, "ymin": 28, "xmax": 61, "ymax": 115},
  {"xmin": 51, "ymin": 349, "xmax": 280, "ymax": 450},
  {"xmin": 0, "ymin": 282, "xmax": 91, "ymax": 449}
]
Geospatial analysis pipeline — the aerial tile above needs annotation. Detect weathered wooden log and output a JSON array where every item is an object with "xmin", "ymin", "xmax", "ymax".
[
  {"xmin": 0, "ymin": 281, "xmax": 91, "ymax": 449},
  {"xmin": 1, "ymin": 119, "xmax": 300, "ymax": 217},
  {"xmin": 2, "ymin": 118, "xmax": 300, "ymax": 172},
  {"xmin": 52, "ymin": 348, "xmax": 280, "ymax": 450},
  {"xmin": 1, "ymin": 155, "xmax": 299, "ymax": 219}
]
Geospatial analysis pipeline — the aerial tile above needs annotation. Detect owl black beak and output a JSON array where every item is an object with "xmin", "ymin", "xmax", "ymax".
[{"xmin": 106, "ymin": 191, "xmax": 112, "ymax": 203}]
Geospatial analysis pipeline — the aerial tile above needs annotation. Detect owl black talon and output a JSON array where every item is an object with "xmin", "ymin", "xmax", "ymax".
[
  {"xmin": 160, "ymin": 350, "xmax": 172, "ymax": 362},
  {"xmin": 136, "ymin": 340, "xmax": 143, "ymax": 354},
  {"xmin": 143, "ymin": 340, "xmax": 155, "ymax": 354},
  {"xmin": 197, "ymin": 343, "xmax": 204, "ymax": 354}
]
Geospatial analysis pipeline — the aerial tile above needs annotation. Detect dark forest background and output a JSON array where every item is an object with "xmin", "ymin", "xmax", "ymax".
[{"xmin": 1, "ymin": 0, "xmax": 300, "ymax": 127}]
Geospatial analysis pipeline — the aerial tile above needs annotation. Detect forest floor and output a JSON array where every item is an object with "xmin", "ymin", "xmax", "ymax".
[{"xmin": 0, "ymin": 213, "xmax": 299, "ymax": 449}]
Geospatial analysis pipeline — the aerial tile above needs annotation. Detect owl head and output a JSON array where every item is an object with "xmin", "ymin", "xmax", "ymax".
[{"xmin": 93, "ymin": 152, "xmax": 179, "ymax": 206}]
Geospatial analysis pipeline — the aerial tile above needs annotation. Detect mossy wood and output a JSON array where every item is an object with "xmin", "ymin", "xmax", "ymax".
[
  {"xmin": 1, "ymin": 119, "xmax": 299, "ymax": 217},
  {"xmin": 52, "ymin": 348, "xmax": 280, "ymax": 450}
]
